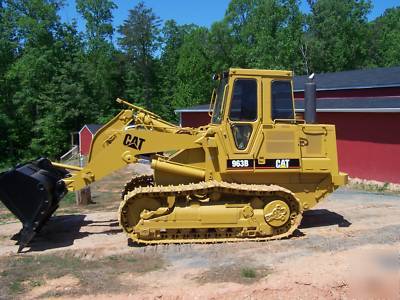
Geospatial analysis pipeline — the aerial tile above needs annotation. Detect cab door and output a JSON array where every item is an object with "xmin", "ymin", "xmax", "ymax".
[
  {"xmin": 223, "ymin": 77, "xmax": 262, "ymax": 171},
  {"xmin": 256, "ymin": 79, "xmax": 301, "ymax": 171}
]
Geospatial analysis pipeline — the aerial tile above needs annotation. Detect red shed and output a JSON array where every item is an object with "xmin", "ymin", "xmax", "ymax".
[
  {"xmin": 175, "ymin": 66, "xmax": 400, "ymax": 183},
  {"xmin": 79, "ymin": 124, "xmax": 102, "ymax": 156}
]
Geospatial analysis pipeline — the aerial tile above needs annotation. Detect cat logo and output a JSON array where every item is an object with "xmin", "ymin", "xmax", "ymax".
[
  {"xmin": 275, "ymin": 159, "xmax": 290, "ymax": 169},
  {"xmin": 123, "ymin": 134, "xmax": 145, "ymax": 150}
]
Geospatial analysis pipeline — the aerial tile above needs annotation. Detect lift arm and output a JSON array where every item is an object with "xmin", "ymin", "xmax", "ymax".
[
  {"xmin": 63, "ymin": 99, "xmax": 203, "ymax": 190},
  {"xmin": 0, "ymin": 99, "xmax": 203, "ymax": 251}
]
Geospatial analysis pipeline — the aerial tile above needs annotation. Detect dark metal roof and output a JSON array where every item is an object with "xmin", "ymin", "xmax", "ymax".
[
  {"xmin": 176, "ymin": 65, "xmax": 400, "ymax": 114},
  {"xmin": 176, "ymin": 97, "xmax": 400, "ymax": 114},
  {"xmin": 85, "ymin": 124, "xmax": 102, "ymax": 134},
  {"xmin": 294, "ymin": 66, "xmax": 400, "ymax": 91},
  {"xmin": 295, "ymin": 97, "xmax": 400, "ymax": 112}
]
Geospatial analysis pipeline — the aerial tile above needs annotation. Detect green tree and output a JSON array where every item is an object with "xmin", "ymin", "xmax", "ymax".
[
  {"xmin": 276, "ymin": 0, "xmax": 306, "ymax": 73},
  {"xmin": 369, "ymin": 7, "xmax": 400, "ymax": 67},
  {"xmin": 174, "ymin": 27, "xmax": 214, "ymax": 110},
  {"xmin": 0, "ymin": 1, "xmax": 18, "ymax": 165},
  {"xmin": 76, "ymin": 0, "xmax": 116, "ymax": 49},
  {"xmin": 306, "ymin": 0, "xmax": 372, "ymax": 72},
  {"xmin": 224, "ymin": 0, "xmax": 305, "ymax": 72},
  {"xmin": 248, "ymin": 0, "xmax": 304, "ymax": 71},
  {"xmin": 31, "ymin": 23, "xmax": 94, "ymax": 157},
  {"xmin": 3, "ymin": 0, "xmax": 65, "ymax": 160},
  {"xmin": 208, "ymin": 20, "xmax": 235, "ymax": 71},
  {"xmin": 118, "ymin": 1, "xmax": 161, "ymax": 111},
  {"xmin": 224, "ymin": 0, "xmax": 257, "ymax": 67},
  {"xmin": 76, "ymin": 0, "xmax": 121, "ymax": 121},
  {"xmin": 0, "ymin": 1, "xmax": 17, "ymax": 79},
  {"xmin": 158, "ymin": 20, "xmax": 198, "ymax": 119}
]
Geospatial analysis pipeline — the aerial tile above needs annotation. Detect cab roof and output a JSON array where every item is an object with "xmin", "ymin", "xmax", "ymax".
[{"xmin": 229, "ymin": 68, "xmax": 293, "ymax": 78}]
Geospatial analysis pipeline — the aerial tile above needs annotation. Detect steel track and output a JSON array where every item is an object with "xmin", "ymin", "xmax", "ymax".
[{"xmin": 119, "ymin": 181, "xmax": 303, "ymax": 245}]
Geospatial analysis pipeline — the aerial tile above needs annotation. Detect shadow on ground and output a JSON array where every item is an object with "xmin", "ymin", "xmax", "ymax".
[
  {"xmin": 300, "ymin": 209, "xmax": 351, "ymax": 229},
  {"xmin": 11, "ymin": 215, "xmax": 122, "ymax": 253},
  {"xmin": 9, "ymin": 209, "xmax": 351, "ymax": 252}
]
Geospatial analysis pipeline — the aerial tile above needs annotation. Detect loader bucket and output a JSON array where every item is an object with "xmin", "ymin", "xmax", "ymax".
[{"xmin": 0, "ymin": 158, "xmax": 69, "ymax": 252}]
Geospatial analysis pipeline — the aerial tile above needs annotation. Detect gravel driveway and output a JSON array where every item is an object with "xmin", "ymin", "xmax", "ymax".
[{"xmin": 0, "ymin": 188, "xmax": 399, "ymax": 299}]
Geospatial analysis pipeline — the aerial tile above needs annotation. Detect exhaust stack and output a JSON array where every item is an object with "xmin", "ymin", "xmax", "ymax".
[{"xmin": 304, "ymin": 73, "xmax": 317, "ymax": 124}]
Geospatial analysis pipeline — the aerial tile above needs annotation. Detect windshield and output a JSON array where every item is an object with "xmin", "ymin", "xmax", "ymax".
[{"xmin": 211, "ymin": 78, "xmax": 228, "ymax": 124}]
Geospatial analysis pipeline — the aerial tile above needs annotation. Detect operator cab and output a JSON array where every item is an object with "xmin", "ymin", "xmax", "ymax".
[{"xmin": 211, "ymin": 68, "xmax": 296, "ymax": 152}]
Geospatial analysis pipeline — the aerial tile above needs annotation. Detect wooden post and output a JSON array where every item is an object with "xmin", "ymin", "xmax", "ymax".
[
  {"xmin": 76, "ymin": 186, "xmax": 91, "ymax": 206},
  {"xmin": 76, "ymin": 154, "xmax": 92, "ymax": 205}
]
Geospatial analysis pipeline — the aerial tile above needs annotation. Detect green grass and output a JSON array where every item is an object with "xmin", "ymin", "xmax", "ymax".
[
  {"xmin": 0, "ymin": 212, "xmax": 15, "ymax": 224},
  {"xmin": 0, "ymin": 201, "xmax": 16, "ymax": 224},
  {"xmin": 9, "ymin": 281, "xmax": 23, "ymax": 294},
  {"xmin": 378, "ymin": 182, "xmax": 390, "ymax": 192},
  {"xmin": 62, "ymin": 193, "xmax": 77, "ymax": 206},
  {"xmin": 196, "ymin": 264, "xmax": 271, "ymax": 285},
  {"xmin": 0, "ymin": 251, "xmax": 164, "ymax": 298},
  {"xmin": 346, "ymin": 180, "xmax": 399, "ymax": 194},
  {"xmin": 240, "ymin": 267, "xmax": 257, "ymax": 279}
]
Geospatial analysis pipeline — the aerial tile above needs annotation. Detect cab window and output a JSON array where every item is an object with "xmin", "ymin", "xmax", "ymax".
[
  {"xmin": 229, "ymin": 79, "xmax": 258, "ymax": 150},
  {"xmin": 271, "ymin": 81, "xmax": 294, "ymax": 120},
  {"xmin": 229, "ymin": 79, "xmax": 257, "ymax": 121},
  {"xmin": 211, "ymin": 78, "xmax": 228, "ymax": 124}
]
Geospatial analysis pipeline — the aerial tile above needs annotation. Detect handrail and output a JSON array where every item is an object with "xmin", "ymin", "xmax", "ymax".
[
  {"xmin": 60, "ymin": 145, "xmax": 78, "ymax": 161},
  {"xmin": 52, "ymin": 162, "xmax": 83, "ymax": 171},
  {"xmin": 273, "ymin": 118, "xmax": 305, "ymax": 124},
  {"xmin": 116, "ymin": 98, "xmax": 160, "ymax": 119},
  {"xmin": 116, "ymin": 98, "xmax": 177, "ymax": 128}
]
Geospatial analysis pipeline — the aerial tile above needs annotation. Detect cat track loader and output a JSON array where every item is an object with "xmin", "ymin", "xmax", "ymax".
[{"xmin": 0, "ymin": 68, "xmax": 347, "ymax": 252}]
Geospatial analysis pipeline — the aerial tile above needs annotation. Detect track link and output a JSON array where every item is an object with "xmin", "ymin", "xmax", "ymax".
[
  {"xmin": 119, "ymin": 181, "xmax": 303, "ymax": 245},
  {"xmin": 121, "ymin": 174, "xmax": 154, "ymax": 200}
]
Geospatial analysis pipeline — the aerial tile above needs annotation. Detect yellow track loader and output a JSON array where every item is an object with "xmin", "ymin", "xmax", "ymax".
[{"xmin": 0, "ymin": 68, "xmax": 347, "ymax": 252}]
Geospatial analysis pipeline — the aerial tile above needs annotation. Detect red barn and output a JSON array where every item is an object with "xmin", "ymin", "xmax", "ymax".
[
  {"xmin": 175, "ymin": 66, "xmax": 400, "ymax": 183},
  {"xmin": 79, "ymin": 124, "xmax": 102, "ymax": 156}
]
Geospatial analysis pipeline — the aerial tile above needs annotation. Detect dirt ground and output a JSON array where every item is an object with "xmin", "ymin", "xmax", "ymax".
[{"xmin": 0, "ymin": 165, "xmax": 399, "ymax": 299}]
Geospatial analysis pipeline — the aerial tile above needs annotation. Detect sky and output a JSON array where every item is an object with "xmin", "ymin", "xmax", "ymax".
[{"xmin": 60, "ymin": 0, "xmax": 400, "ymax": 34}]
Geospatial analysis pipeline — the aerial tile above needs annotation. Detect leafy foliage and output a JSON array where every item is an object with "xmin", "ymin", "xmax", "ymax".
[
  {"xmin": 306, "ymin": 0, "xmax": 372, "ymax": 72},
  {"xmin": 368, "ymin": 7, "xmax": 400, "ymax": 67},
  {"xmin": 0, "ymin": 0, "xmax": 399, "ymax": 167},
  {"xmin": 118, "ymin": 1, "xmax": 161, "ymax": 111}
]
